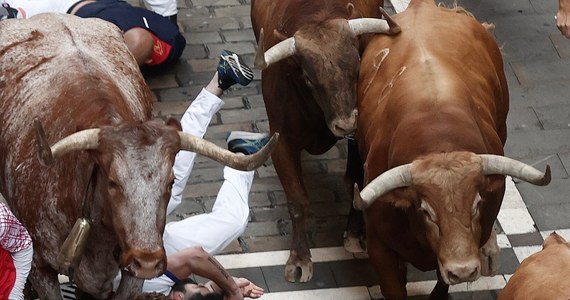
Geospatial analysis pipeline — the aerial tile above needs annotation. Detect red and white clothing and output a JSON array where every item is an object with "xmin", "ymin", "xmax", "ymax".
[{"xmin": 0, "ymin": 203, "xmax": 33, "ymax": 300}]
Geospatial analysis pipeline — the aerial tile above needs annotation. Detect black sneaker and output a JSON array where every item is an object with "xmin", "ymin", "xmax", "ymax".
[
  {"xmin": 217, "ymin": 50, "xmax": 254, "ymax": 90},
  {"xmin": 226, "ymin": 131, "xmax": 270, "ymax": 155},
  {"xmin": 0, "ymin": 4, "xmax": 19, "ymax": 20}
]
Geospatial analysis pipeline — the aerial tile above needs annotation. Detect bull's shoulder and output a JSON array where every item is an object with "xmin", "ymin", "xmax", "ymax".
[
  {"xmin": 0, "ymin": 13, "xmax": 133, "ymax": 67},
  {"xmin": 0, "ymin": 13, "xmax": 150, "ymax": 120}
]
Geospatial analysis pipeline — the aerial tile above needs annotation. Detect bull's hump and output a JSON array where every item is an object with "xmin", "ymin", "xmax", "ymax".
[{"xmin": 0, "ymin": 13, "xmax": 148, "ymax": 120}]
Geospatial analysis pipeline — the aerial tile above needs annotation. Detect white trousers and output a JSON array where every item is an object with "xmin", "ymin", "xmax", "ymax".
[
  {"xmin": 9, "ymin": 246, "xmax": 32, "ymax": 300},
  {"xmin": 142, "ymin": 0, "xmax": 177, "ymax": 17},
  {"xmin": 142, "ymin": 88, "xmax": 255, "ymax": 294},
  {"xmin": 167, "ymin": 88, "xmax": 224, "ymax": 215}
]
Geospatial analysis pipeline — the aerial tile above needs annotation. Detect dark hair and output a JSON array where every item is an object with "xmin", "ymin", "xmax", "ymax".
[
  {"xmin": 184, "ymin": 292, "xmax": 224, "ymax": 300},
  {"xmin": 132, "ymin": 292, "xmax": 170, "ymax": 300},
  {"xmin": 170, "ymin": 278, "xmax": 198, "ymax": 293}
]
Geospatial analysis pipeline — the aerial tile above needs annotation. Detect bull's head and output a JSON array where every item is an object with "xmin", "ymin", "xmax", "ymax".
[
  {"xmin": 34, "ymin": 119, "xmax": 278, "ymax": 278},
  {"xmin": 255, "ymin": 8, "xmax": 400, "ymax": 138},
  {"xmin": 354, "ymin": 151, "xmax": 551, "ymax": 285}
]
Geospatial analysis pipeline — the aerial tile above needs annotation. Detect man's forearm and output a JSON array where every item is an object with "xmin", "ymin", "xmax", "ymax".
[{"xmin": 167, "ymin": 247, "xmax": 241, "ymax": 298}]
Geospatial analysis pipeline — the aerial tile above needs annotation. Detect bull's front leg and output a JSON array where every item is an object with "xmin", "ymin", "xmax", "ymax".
[
  {"xmin": 430, "ymin": 270, "xmax": 450, "ymax": 300},
  {"xmin": 27, "ymin": 258, "xmax": 64, "ymax": 300},
  {"xmin": 344, "ymin": 139, "xmax": 366, "ymax": 253},
  {"xmin": 480, "ymin": 228, "xmax": 500, "ymax": 276},
  {"xmin": 272, "ymin": 141, "xmax": 313, "ymax": 282},
  {"xmin": 367, "ymin": 231, "xmax": 407, "ymax": 300},
  {"xmin": 113, "ymin": 270, "xmax": 144, "ymax": 299}
]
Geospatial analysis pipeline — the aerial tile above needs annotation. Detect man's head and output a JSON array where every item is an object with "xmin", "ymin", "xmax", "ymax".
[{"xmin": 169, "ymin": 278, "xmax": 223, "ymax": 300}]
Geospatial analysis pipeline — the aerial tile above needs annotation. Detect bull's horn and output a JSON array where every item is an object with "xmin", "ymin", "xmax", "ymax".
[
  {"xmin": 358, "ymin": 164, "xmax": 413, "ymax": 209},
  {"xmin": 348, "ymin": 8, "xmax": 401, "ymax": 35},
  {"xmin": 479, "ymin": 154, "xmax": 551, "ymax": 186},
  {"xmin": 254, "ymin": 28, "xmax": 296, "ymax": 70},
  {"xmin": 34, "ymin": 119, "xmax": 100, "ymax": 165},
  {"xmin": 179, "ymin": 132, "xmax": 279, "ymax": 171}
]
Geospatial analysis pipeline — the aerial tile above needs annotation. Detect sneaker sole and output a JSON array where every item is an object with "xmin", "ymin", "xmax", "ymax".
[
  {"xmin": 221, "ymin": 53, "xmax": 254, "ymax": 84},
  {"xmin": 226, "ymin": 131, "xmax": 269, "ymax": 142}
]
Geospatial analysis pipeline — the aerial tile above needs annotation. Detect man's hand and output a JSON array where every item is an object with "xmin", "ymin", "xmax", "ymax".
[
  {"xmin": 235, "ymin": 278, "xmax": 264, "ymax": 299},
  {"xmin": 558, "ymin": 0, "xmax": 570, "ymax": 38}
]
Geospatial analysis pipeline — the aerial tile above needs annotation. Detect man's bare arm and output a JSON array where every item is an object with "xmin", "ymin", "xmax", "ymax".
[{"xmin": 166, "ymin": 246, "xmax": 243, "ymax": 299}]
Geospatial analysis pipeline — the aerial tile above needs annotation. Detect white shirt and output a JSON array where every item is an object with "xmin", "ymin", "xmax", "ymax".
[{"xmin": 3, "ymin": 0, "xmax": 79, "ymax": 18}]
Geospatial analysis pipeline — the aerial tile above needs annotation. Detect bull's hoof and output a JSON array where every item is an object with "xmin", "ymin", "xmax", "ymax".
[
  {"xmin": 343, "ymin": 233, "xmax": 367, "ymax": 253},
  {"xmin": 284, "ymin": 254, "xmax": 313, "ymax": 282}
]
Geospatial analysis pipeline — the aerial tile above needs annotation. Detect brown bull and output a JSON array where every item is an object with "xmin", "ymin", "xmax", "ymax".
[
  {"xmin": 251, "ymin": 0, "xmax": 400, "ymax": 282},
  {"xmin": 350, "ymin": 0, "xmax": 551, "ymax": 298},
  {"xmin": 499, "ymin": 232, "xmax": 570, "ymax": 299},
  {"xmin": 0, "ymin": 14, "xmax": 275, "ymax": 299}
]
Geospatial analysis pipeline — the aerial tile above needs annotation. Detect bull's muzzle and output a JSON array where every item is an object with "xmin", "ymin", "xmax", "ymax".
[
  {"xmin": 441, "ymin": 258, "xmax": 481, "ymax": 285},
  {"xmin": 329, "ymin": 109, "xmax": 358, "ymax": 137},
  {"xmin": 121, "ymin": 249, "xmax": 166, "ymax": 279}
]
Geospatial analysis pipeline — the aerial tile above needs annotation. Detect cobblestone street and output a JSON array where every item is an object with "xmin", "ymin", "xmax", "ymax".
[{"xmin": 135, "ymin": 0, "xmax": 570, "ymax": 298}]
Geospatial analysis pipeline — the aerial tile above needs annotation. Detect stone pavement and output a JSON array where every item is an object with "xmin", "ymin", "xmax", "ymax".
[{"xmin": 140, "ymin": 0, "xmax": 570, "ymax": 298}]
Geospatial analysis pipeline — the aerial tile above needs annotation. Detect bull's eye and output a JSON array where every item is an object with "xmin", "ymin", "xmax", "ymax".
[
  {"xmin": 108, "ymin": 181, "xmax": 119, "ymax": 195},
  {"xmin": 167, "ymin": 179, "xmax": 174, "ymax": 194},
  {"xmin": 420, "ymin": 200, "xmax": 437, "ymax": 223},
  {"xmin": 472, "ymin": 194, "xmax": 482, "ymax": 216},
  {"xmin": 304, "ymin": 76, "xmax": 314, "ymax": 88}
]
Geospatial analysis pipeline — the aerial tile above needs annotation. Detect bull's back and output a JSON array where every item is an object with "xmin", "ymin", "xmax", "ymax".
[
  {"xmin": 0, "ymin": 13, "xmax": 152, "ymax": 208},
  {"xmin": 357, "ymin": 0, "xmax": 508, "ymax": 165},
  {"xmin": 252, "ymin": 0, "xmax": 383, "ymax": 42}
]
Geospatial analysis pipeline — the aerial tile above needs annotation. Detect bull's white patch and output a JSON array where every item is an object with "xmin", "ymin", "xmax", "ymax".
[
  {"xmin": 363, "ymin": 48, "xmax": 390, "ymax": 96},
  {"xmin": 112, "ymin": 138, "xmax": 171, "ymax": 250},
  {"xmin": 379, "ymin": 66, "xmax": 407, "ymax": 103}
]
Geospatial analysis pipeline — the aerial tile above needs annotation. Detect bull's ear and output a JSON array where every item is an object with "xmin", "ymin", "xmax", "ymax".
[
  {"xmin": 272, "ymin": 29, "xmax": 288, "ymax": 42},
  {"xmin": 34, "ymin": 118, "xmax": 54, "ymax": 166},
  {"xmin": 543, "ymin": 232, "xmax": 567, "ymax": 249},
  {"xmin": 483, "ymin": 174, "xmax": 505, "ymax": 194},
  {"xmin": 347, "ymin": 3, "xmax": 358, "ymax": 19},
  {"xmin": 391, "ymin": 189, "xmax": 413, "ymax": 209},
  {"xmin": 481, "ymin": 22, "xmax": 495, "ymax": 32},
  {"xmin": 382, "ymin": 188, "xmax": 413, "ymax": 209},
  {"xmin": 165, "ymin": 118, "xmax": 182, "ymax": 131}
]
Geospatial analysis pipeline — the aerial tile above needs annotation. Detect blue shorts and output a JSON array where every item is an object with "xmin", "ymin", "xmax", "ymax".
[{"xmin": 75, "ymin": 0, "xmax": 185, "ymax": 66}]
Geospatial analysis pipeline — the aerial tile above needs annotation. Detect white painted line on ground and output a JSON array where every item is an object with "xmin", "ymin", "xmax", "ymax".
[
  {"xmin": 215, "ymin": 246, "xmax": 354, "ymax": 269},
  {"xmin": 259, "ymin": 286, "xmax": 371, "ymax": 300},
  {"xmin": 513, "ymin": 245, "xmax": 543, "ymax": 263},
  {"xmin": 502, "ymin": 176, "xmax": 527, "ymax": 209},
  {"xmin": 498, "ymin": 208, "xmax": 537, "ymax": 234}
]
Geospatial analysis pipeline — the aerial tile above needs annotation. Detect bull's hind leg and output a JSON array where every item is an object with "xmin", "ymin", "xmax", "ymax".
[
  {"xmin": 273, "ymin": 142, "xmax": 313, "ymax": 282},
  {"xmin": 27, "ymin": 260, "xmax": 64, "ymax": 300},
  {"xmin": 344, "ymin": 139, "xmax": 366, "ymax": 253}
]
